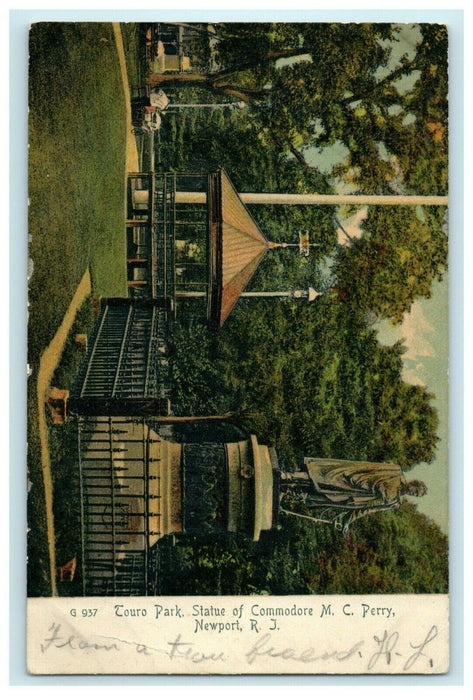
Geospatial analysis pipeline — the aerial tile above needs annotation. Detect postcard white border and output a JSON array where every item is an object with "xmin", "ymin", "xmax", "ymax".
[{"xmin": 8, "ymin": 4, "xmax": 465, "ymax": 687}]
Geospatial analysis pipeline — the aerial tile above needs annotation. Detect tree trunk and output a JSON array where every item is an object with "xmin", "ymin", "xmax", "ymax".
[
  {"xmin": 148, "ymin": 72, "xmax": 210, "ymax": 88},
  {"xmin": 288, "ymin": 143, "xmax": 310, "ymax": 169},
  {"xmin": 147, "ymin": 46, "xmax": 309, "ymax": 96},
  {"xmin": 339, "ymin": 59, "xmax": 421, "ymax": 107},
  {"xmin": 268, "ymin": 130, "xmax": 311, "ymax": 169}
]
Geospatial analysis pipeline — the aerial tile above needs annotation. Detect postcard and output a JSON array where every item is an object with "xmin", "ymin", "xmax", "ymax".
[{"xmin": 26, "ymin": 20, "xmax": 450, "ymax": 675}]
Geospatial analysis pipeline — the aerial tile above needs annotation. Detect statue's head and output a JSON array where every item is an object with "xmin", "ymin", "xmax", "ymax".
[{"xmin": 403, "ymin": 479, "xmax": 428, "ymax": 497}]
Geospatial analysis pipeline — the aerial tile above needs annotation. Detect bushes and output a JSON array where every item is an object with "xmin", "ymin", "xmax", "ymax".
[{"xmin": 151, "ymin": 501, "xmax": 448, "ymax": 595}]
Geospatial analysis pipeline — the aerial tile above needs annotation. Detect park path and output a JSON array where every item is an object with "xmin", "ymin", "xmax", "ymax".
[
  {"xmin": 36, "ymin": 270, "xmax": 91, "ymax": 595},
  {"xmin": 35, "ymin": 24, "xmax": 138, "ymax": 595},
  {"xmin": 112, "ymin": 22, "xmax": 140, "ymax": 172}
]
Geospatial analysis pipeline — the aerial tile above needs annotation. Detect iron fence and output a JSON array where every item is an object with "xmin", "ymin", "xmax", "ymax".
[{"xmin": 77, "ymin": 415, "xmax": 163, "ymax": 596}]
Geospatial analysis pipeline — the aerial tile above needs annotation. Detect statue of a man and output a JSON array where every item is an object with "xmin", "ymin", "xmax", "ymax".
[{"xmin": 280, "ymin": 458, "xmax": 427, "ymax": 515}]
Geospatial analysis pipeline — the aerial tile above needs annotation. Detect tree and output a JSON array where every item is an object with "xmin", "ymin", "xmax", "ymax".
[
  {"xmin": 150, "ymin": 23, "xmax": 447, "ymax": 195},
  {"xmin": 314, "ymin": 502, "xmax": 448, "ymax": 594},
  {"xmin": 167, "ymin": 322, "xmax": 235, "ymax": 416},
  {"xmin": 207, "ymin": 289, "xmax": 439, "ymax": 470},
  {"xmin": 152, "ymin": 500, "xmax": 448, "ymax": 595},
  {"xmin": 367, "ymin": 341, "xmax": 439, "ymax": 468},
  {"xmin": 385, "ymin": 24, "xmax": 448, "ymax": 196},
  {"xmin": 156, "ymin": 23, "xmax": 448, "ymax": 321},
  {"xmin": 148, "ymin": 22, "xmax": 312, "ymax": 101},
  {"xmin": 315, "ymin": 24, "xmax": 448, "ymax": 195},
  {"xmin": 334, "ymin": 205, "xmax": 447, "ymax": 322},
  {"xmin": 150, "ymin": 23, "xmax": 397, "ymax": 174}
]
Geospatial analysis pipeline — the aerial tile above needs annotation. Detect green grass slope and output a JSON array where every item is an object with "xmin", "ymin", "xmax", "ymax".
[
  {"xmin": 28, "ymin": 22, "xmax": 129, "ymax": 595},
  {"xmin": 28, "ymin": 22, "xmax": 128, "ymax": 366}
]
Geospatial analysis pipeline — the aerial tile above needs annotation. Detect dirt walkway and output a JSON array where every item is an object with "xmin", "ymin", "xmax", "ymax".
[
  {"xmin": 113, "ymin": 22, "xmax": 140, "ymax": 172},
  {"xmin": 36, "ymin": 270, "xmax": 91, "ymax": 595},
  {"xmin": 35, "ymin": 25, "xmax": 138, "ymax": 596}
]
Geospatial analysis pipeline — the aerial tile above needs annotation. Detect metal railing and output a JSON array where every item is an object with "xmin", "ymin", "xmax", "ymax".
[
  {"xmin": 77, "ymin": 416, "xmax": 162, "ymax": 596},
  {"xmin": 71, "ymin": 301, "xmax": 171, "ymax": 403}
]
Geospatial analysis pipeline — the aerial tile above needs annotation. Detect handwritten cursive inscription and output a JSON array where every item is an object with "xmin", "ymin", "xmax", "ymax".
[
  {"xmin": 166, "ymin": 633, "xmax": 226, "ymax": 663},
  {"xmin": 41, "ymin": 623, "xmax": 120, "ymax": 654},
  {"xmin": 368, "ymin": 630, "xmax": 400, "ymax": 670},
  {"xmin": 39, "ymin": 621, "xmax": 440, "ymax": 672},
  {"xmin": 368, "ymin": 626, "xmax": 438, "ymax": 671},
  {"xmin": 40, "ymin": 623, "xmax": 227, "ymax": 664},
  {"xmin": 403, "ymin": 626, "xmax": 438, "ymax": 671},
  {"xmin": 245, "ymin": 633, "xmax": 364, "ymax": 666}
]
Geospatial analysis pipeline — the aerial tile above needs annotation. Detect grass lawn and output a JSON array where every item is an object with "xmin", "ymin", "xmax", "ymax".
[
  {"xmin": 28, "ymin": 22, "xmax": 128, "ymax": 367},
  {"xmin": 27, "ymin": 22, "xmax": 131, "ymax": 595}
]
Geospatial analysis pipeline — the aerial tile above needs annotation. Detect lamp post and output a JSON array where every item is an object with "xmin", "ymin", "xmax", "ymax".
[
  {"xmin": 176, "ymin": 287, "xmax": 322, "ymax": 301},
  {"xmin": 165, "ymin": 101, "xmax": 247, "ymax": 111},
  {"xmin": 269, "ymin": 231, "xmax": 316, "ymax": 257},
  {"xmin": 149, "ymin": 89, "xmax": 247, "ymax": 112}
]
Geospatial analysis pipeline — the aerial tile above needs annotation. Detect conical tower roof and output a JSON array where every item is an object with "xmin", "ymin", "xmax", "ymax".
[{"xmin": 207, "ymin": 168, "xmax": 269, "ymax": 325}]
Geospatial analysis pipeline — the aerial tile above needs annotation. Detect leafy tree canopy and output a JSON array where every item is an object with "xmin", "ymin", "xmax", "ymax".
[
  {"xmin": 334, "ymin": 205, "xmax": 447, "ymax": 322},
  {"xmin": 169, "ymin": 293, "xmax": 439, "ymax": 470},
  {"xmin": 154, "ymin": 501, "xmax": 448, "ymax": 595},
  {"xmin": 151, "ymin": 22, "xmax": 447, "ymax": 195}
]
